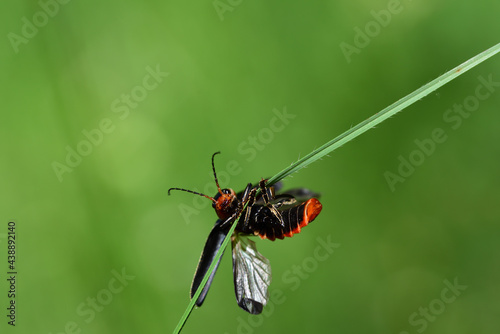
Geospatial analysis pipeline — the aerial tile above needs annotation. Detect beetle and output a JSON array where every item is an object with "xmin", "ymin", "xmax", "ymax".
[{"xmin": 169, "ymin": 152, "xmax": 322, "ymax": 314}]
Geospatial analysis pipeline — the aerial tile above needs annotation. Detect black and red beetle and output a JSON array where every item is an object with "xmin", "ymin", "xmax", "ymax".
[{"xmin": 169, "ymin": 152, "xmax": 322, "ymax": 314}]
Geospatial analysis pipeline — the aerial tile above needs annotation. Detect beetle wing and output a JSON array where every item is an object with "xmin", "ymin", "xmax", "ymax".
[
  {"xmin": 190, "ymin": 219, "xmax": 230, "ymax": 306},
  {"xmin": 231, "ymin": 234, "xmax": 271, "ymax": 314},
  {"xmin": 277, "ymin": 187, "xmax": 320, "ymax": 203}
]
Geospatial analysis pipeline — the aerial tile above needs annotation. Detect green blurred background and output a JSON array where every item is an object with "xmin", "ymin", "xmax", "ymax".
[{"xmin": 1, "ymin": 0, "xmax": 500, "ymax": 333}]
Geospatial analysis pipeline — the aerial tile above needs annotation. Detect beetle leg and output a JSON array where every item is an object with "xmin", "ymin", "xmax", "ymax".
[
  {"xmin": 220, "ymin": 184, "xmax": 257, "ymax": 230},
  {"xmin": 258, "ymin": 179, "xmax": 283, "ymax": 222},
  {"xmin": 273, "ymin": 196, "xmax": 297, "ymax": 208},
  {"xmin": 242, "ymin": 186, "xmax": 257, "ymax": 226}
]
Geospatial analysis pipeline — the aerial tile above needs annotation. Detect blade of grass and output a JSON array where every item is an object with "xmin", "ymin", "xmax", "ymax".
[
  {"xmin": 267, "ymin": 42, "xmax": 500, "ymax": 186},
  {"xmin": 173, "ymin": 214, "xmax": 241, "ymax": 334},
  {"xmin": 173, "ymin": 42, "xmax": 500, "ymax": 333}
]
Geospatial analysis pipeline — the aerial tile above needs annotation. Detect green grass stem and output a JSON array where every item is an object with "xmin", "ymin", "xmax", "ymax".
[
  {"xmin": 267, "ymin": 43, "xmax": 500, "ymax": 186},
  {"xmin": 173, "ymin": 42, "xmax": 500, "ymax": 333}
]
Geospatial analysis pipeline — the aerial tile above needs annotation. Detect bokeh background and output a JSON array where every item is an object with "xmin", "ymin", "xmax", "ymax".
[{"xmin": 1, "ymin": 1, "xmax": 500, "ymax": 333}]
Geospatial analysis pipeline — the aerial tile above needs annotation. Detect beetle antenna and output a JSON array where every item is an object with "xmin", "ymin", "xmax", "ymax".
[
  {"xmin": 211, "ymin": 151, "xmax": 224, "ymax": 195},
  {"xmin": 167, "ymin": 187, "xmax": 215, "ymax": 202},
  {"xmin": 168, "ymin": 152, "xmax": 224, "ymax": 201}
]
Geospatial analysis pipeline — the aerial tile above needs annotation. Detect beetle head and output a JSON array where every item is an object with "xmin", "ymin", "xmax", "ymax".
[{"xmin": 168, "ymin": 152, "xmax": 239, "ymax": 221}]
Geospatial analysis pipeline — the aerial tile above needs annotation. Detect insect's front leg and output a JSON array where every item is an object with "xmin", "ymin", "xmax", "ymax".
[
  {"xmin": 220, "ymin": 183, "xmax": 256, "ymax": 230},
  {"xmin": 240, "ymin": 183, "xmax": 254, "ymax": 204}
]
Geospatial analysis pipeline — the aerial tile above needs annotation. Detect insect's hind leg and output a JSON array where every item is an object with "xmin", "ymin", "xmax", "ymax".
[
  {"xmin": 273, "ymin": 194, "xmax": 297, "ymax": 208},
  {"xmin": 258, "ymin": 179, "xmax": 283, "ymax": 221}
]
